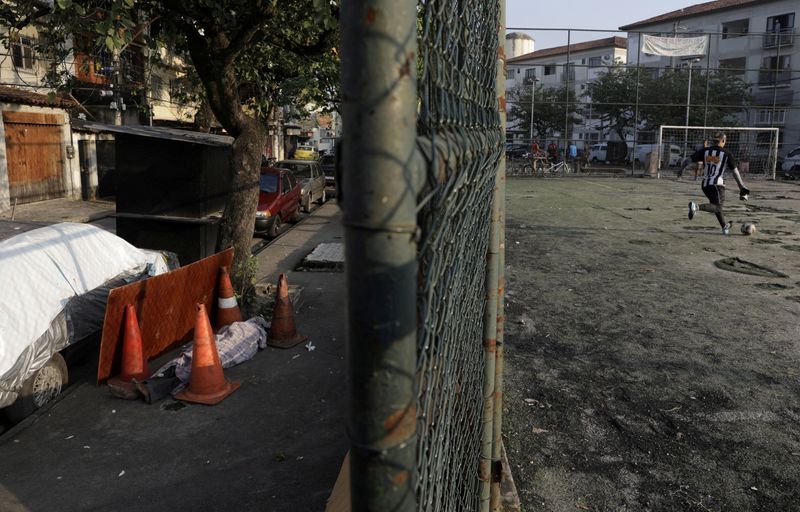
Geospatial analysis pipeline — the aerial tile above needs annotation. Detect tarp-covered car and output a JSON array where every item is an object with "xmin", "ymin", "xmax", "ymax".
[{"xmin": 0, "ymin": 223, "xmax": 176, "ymax": 423}]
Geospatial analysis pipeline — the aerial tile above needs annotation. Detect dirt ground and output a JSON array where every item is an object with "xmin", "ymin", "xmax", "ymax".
[{"xmin": 501, "ymin": 176, "xmax": 800, "ymax": 512}]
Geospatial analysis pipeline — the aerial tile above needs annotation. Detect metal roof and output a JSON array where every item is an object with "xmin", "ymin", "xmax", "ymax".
[{"xmin": 71, "ymin": 120, "xmax": 233, "ymax": 147}]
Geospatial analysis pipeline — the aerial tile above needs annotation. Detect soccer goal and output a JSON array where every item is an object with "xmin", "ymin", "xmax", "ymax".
[{"xmin": 657, "ymin": 126, "xmax": 780, "ymax": 180}]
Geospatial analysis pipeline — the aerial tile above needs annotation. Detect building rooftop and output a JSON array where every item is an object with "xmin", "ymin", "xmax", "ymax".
[
  {"xmin": 619, "ymin": 0, "xmax": 766, "ymax": 30},
  {"xmin": 0, "ymin": 85, "xmax": 77, "ymax": 108},
  {"xmin": 507, "ymin": 36, "xmax": 627, "ymax": 63}
]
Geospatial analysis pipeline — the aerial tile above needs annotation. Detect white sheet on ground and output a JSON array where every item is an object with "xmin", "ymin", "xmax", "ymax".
[{"xmin": 0, "ymin": 223, "xmax": 152, "ymax": 377}]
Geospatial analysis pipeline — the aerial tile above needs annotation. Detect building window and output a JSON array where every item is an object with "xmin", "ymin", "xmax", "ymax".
[
  {"xmin": 151, "ymin": 75, "xmax": 163, "ymax": 99},
  {"xmin": 506, "ymin": 69, "xmax": 515, "ymax": 80},
  {"xmin": 759, "ymin": 55, "xmax": 791, "ymax": 86},
  {"xmin": 721, "ymin": 19, "xmax": 749, "ymax": 39},
  {"xmin": 11, "ymin": 36, "xmax": 35, "ymax": 70},
  {"xmin": 764, "ymin": 13, "xmax": 796, "ymax": 48},
  {"xmin": 719, "ymin": 57, "xmax": 746, "ymax": 76},
  {"xmin": 588, "ymin": 56, "xmax": 602, "ymax": 68},
  {"xmin": 524, "ymin": 67, "xmax": 536, "ymax": 82},
  {"xmin": 544, "ymin": 64, "xmax": 556, "ymax": 76},
  {"xmin": 757, "ymin": 109, "xmax": 786, "ymax": 125}
]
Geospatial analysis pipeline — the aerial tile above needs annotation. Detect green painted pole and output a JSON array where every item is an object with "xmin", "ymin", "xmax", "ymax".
[{"xmin": 341, "ymin": 0, "xmax": 420, "ymax": 510}]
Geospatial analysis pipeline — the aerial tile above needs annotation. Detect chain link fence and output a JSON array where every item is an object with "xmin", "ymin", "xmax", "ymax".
[
  {"xmin": 503, "ymin": 26, "xmax": 800, "ymax": 179},
  {"xmin": 416, "ymin": 0, "xmax": 505, "ymax": 510},
  {"xmin": 342, "ymin": 0, "xmax": 507, "ymax": 510}
]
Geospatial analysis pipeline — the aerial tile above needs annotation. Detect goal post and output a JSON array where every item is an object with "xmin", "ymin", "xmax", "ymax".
[{"xmin": 657, "ymin": 125, "xmax": 779, "ymax": 180}]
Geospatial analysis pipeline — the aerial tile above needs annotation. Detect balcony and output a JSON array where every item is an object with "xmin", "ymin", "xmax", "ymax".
[
  {"xmin": 763, "ymin": 28, "xmax": 795, "ymax": 48},
  {"xmin": 758, "ymin": 69, "xmax": 792, "ymax": 87}
]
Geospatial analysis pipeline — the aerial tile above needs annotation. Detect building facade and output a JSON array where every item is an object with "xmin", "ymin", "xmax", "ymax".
[
  {"xmin": 620, "ymin": 0, "xmax": 799, "ymax": 157},
  {"xmin": 506, "ymin": 36, "xmax": 628, "ymax": 148}
]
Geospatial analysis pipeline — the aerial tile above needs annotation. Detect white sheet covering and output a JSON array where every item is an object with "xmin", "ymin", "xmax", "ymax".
[{"xmin": 0, "ymin": 223, "xmax": 152, "ymax": 378}]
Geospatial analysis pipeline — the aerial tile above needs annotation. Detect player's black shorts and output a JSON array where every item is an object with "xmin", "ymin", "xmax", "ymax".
[{"xmin": 702, "ymin": 184, "xmax": 725, "ymax": 205}]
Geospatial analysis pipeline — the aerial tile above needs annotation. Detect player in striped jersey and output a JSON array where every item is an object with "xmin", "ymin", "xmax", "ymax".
[{"xmin": 687, "ymin": 132, "xmax": 750, "ymax": 235}]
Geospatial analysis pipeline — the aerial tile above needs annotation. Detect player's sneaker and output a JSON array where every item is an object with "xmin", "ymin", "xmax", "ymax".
[
  {"xmin": 722, "ymin": 221, "xmax": 733, "ymax": 235},
  {"xmin": 688, "ymin": 202, "xmax": 698, "ymax": 220}
]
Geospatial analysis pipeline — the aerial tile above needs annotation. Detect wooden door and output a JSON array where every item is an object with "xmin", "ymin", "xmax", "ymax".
[{"xmin": 3, "ymin": 111, "xmax": 65, "ymax": 203}]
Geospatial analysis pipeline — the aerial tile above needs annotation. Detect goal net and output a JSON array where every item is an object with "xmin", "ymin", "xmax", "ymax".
[{"xmin": 657, "ymin": 126, "xmax": 779, "ymax": 179}]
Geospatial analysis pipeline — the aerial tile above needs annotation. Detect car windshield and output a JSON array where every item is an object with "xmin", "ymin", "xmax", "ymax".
[
  {"xmin": 281, "ymin": 163, "xmax": 312, "ymax": 179},
  {"xmin": 259, "ymin": 173, "xmax": 279, "ymax": 193}
]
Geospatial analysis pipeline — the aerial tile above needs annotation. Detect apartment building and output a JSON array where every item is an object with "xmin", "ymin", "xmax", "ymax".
[
  {"xmin": 620, "ymin": 0, "xmax": 799, "ymax": 156},
  {"xmin": 506, "ymin": 36, "xmax": 628, "ymax": 147}
]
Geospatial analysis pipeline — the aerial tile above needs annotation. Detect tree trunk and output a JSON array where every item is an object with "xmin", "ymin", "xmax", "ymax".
[{"xmin": 216, "ymin": 121, "xmax": 267, "ymax": 291}]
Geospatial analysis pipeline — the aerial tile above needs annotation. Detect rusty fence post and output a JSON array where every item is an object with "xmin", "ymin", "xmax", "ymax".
[
  {"xmin": 341, "ymin": 0, "xmax": 420, "ymax": 511},
  {"xmin": 491, "ymin": 2, "xmax": 508, "ymax": 510}
]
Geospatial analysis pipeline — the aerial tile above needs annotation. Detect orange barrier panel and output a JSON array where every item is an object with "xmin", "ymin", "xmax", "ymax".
[{"xmin": 97, "ymin": 248, "xmax": 234, "ymax": 383}]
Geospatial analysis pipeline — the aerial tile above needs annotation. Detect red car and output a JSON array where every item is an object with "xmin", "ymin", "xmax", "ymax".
[{"xmin": 254, "ymin": 167, "xmax": 302, "ymax": 237}]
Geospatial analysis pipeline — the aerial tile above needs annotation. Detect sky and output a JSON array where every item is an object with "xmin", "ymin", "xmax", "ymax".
[{"xmin": 506, "ymin": 0, "xmax": 704, "ymax": 50}]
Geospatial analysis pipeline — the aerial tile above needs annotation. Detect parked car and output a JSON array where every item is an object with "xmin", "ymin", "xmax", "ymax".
[
  {"xmin": 505, "ymin": 143, "xmax": 528, "ymax": 160},
  {"xmin": 293, "ymin": 144, "xmax": 319, "ymax": 160},
  {"xmin": 588, "ymin": 141, "xmax": 630, "ymax": 164},
  {"xmin": 782, "ymin": 146, "xmax": 800, "ymax": 172},
  {"xmin": 628, "ymin": 143, "xmax": 682, "ymax": 167},
  {"xmin": 320, "ymin": 154, "xmax": 336, "ymax": 186},
  {"xmin": 255, "ymin": 167, "xmax": 302, "ymax": 238},
  {"xmin": 277, "ymin": 159, "xmax": 327, "ymax": 213},
  {"xmin": 0, "ymin": 223, "xmax": 176, "ymax": 424}
]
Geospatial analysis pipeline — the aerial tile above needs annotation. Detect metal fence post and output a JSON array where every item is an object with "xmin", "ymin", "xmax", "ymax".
[
  {"xmin": 490, "ymin": 4, "xmax": 508, "ymax": 510},
  {"xmin": 341, "ymin": 0, "xmax": 419, "ymax": 510},
  {"xmin": 480, "ymin": 3, "xmax": 506, "ymax": 505}
]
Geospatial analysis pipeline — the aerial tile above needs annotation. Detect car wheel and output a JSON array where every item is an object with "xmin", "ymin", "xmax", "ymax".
[
  {"xmin": 318, "ymin": 189, "xmax": 327, "ymax": 204},
  {"xmin": 5, "ymin": 353, "xmax": 68, "ymax": 424},
  {"xmin": 268, "ymin": 216, "xmax": 282, "ymax": 238},
  {"xmin": 590, "ymin": 157, "xmax": 598, "ymax": 164}
]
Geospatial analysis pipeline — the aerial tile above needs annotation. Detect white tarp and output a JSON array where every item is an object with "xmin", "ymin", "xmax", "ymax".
[
  {"xmin": 0, "ymin": 223, "xmax": 152, "ymax": 378},
  {"xmin": 642, "ymin": 34, "xmax": 708, "ymax": 57}
]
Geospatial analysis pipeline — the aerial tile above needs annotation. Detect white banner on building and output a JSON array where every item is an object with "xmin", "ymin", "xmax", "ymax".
[{"xmin": 641, "ymin": 34, "xmax": 707, "ymax": 57}]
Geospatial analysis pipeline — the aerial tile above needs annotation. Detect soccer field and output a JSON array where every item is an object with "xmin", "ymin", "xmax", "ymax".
[{"xmin": 502, "ymin": 176, "xmax": 800, "ymax": 511}]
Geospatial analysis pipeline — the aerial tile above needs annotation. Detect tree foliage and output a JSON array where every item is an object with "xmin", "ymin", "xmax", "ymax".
[
  {"xmin": 586, "ymin": 62, "xmax": 752, "ymax": 139},
  {"xmin": 5, "ymin": 0, "xmax": 340, "ymax": 282},
  {"xmin": 507, "ymin": 83, "xmax": 579, "ymax": 141}
]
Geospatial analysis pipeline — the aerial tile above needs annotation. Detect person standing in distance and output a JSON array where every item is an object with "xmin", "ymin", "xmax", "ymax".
[{"xmin": 688, "ymin": 132, "xmax": 750, "ymax": 235}]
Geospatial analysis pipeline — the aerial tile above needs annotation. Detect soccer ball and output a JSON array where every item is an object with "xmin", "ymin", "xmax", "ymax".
[{"xmin": 740, "ymin": 223, "xmax": 757, "ymax": 235}]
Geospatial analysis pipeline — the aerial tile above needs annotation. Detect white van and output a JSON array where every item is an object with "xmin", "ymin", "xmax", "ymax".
[{"xmin": 629, "ymin": 144, "xmax": 682, "ymax": 167}]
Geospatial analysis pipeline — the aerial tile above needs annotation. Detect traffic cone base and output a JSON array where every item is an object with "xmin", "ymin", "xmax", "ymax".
[
  {"xmin": 175, "ymin": 379, "xmax": 241, "ymax": 405},
  {"xmin": 175, "ymin": 303, "xmax": 240, "ymax": 405},
  {"xmin": 216, "ymin": 266, "xmax": 243, "ymax": 330},
  {"xmin": 108, "ymin": 304, "xmax": 151, "ymax": 399},
  {"xmin": 267, "ymin": 332, "xmax": 308, "ymax": 349},
  {"xmin": 267, "ymin": 273, "xmax": 307, "ymax": 349}
]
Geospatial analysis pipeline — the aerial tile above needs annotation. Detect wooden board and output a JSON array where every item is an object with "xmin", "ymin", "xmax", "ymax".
[{"xmin": 96, "ymin": 248, "xmax": 234, "ymax": 383}]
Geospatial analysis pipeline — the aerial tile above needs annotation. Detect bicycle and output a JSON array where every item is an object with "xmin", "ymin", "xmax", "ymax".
[
  {"xmin": 529, "ymin": 158, "xmax": 573, "ymax": 177},
  {"xmin": 520, "ymin": 155, "xmax": 548, "ymax": 176}
]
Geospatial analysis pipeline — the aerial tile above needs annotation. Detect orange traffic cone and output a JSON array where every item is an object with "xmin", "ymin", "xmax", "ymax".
[
  {"xmin": 267, "ymin": 273, "xmax": 308, "ymax": 349},
  {"xmin": 175, "ymin": 303, "xmax": 241, "ymax": 405},
  {"xmin": 108, "ymin": 304, "xmax": 151, "ymax": 400},
  {"xmin": 216, "ymin": 266, "xmax": 243, "ymax": 330}
]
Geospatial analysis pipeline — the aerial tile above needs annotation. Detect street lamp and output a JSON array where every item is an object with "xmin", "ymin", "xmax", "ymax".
[{"xmin": 528, "ymin": 75, "xmax": 539, "ymax": 144}]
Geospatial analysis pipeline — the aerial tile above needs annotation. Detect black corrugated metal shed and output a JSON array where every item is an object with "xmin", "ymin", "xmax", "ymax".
[{"xmin": 73, "ymin": 121, "xmax": 235, "ymax": 264}]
